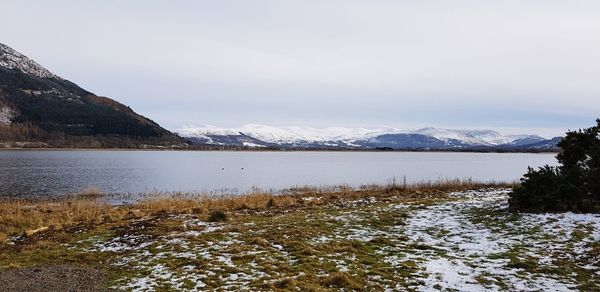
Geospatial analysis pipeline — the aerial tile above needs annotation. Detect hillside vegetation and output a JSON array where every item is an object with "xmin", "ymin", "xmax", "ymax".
[{"xmin": 0, "ymin": 43, "xmax": 183, "ymax": 148}]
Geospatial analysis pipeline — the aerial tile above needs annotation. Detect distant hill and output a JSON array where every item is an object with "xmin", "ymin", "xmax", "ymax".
[
  {"xmin": 0, "ymin": 43, "xmax": 184, "ymax": 148},
  {"xmin": 177, "ymin": 124, "xmax": 561, "ymax": 151},
  {"xmin": 512, "ymin": 137, "xmax": 563, "ymax": 150}
]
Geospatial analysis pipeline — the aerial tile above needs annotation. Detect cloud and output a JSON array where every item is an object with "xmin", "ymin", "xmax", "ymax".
[{"xmin": 1, "ymin": 0, "xmax": 599, "ymax": 132}]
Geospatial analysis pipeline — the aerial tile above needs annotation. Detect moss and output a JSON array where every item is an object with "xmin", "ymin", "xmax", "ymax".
[
  {"xmin": 571, "ymin": 228, "xmax": 590, "ymax": 242},
  {"xmin": 474, "ymin": 274, "xmax": 496, "ymax": 287},
  {"xmin": 506, "ymin": 255, "xmax": 539, "ymax": 271},
  {"xmin": 407, "ymin": 243, "xmax": 437, "ymax": 251}
]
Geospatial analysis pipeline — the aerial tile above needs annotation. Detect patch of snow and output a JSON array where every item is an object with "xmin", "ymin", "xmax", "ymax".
[
  {"xmin": 421, "ymin": 258, "xmax": 482, "ymax": 291},
  {"xmin": 242, "ymin": 142, "xmax": 266, "ymax": 148},
  {"xmin": 86, "ymin": 234, "xmax": 152, "ymax": 252},
  {"xmin": 184, "ymin": 219, "xmax": 224, "ymax": 234},
  {"xmin": 0, "ymin": 106, "xmax": 15, "ymax": 125},
  {"xmin": 311, "ymin": 235, "xmax": 331, "ymax": 244},
  {"xmin": 117, "ymin": 263, "xmax": 207, "ymax": 291},
  {"xmin": 403, "ymin": 189, "xmax": 593, "ymax": 291},
  {"xmin": 216, "ymin": 255, "xmax": 235, "ymax": 267}
]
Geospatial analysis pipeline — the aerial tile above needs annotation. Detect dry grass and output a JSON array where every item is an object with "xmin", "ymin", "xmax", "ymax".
[
  {"xmin": 0, "ymin": 197, "xmax": 124, "ymax": 240},
  {"xmin": 320, "ymin": 272, "xmax": 363, "ymax": 289},
  {"xmin": 0, "ymin": 179, "xmax": 512, "ymax": 242}
]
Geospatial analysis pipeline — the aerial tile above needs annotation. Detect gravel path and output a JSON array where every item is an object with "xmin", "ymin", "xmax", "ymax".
[{"xmin": 0, "ymin": 265, "xmax": 108, "ymax": 292}]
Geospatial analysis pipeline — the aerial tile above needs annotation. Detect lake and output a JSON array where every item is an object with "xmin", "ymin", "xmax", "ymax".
[{"xmin": 0, "ymin": 151, "xmax": 558, "ymax": 198}]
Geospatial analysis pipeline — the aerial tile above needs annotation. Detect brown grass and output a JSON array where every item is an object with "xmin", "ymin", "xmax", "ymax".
[
  {"xmin": 273, "ymin": 278, "xmax": 297, "ymax": 289},
  {"xmin": 320, "ymin": 272, "xmax": 363, "ymax": 289},
  {"xmin": 0, "ymin": 179, "xmax": 512, "ymax": 242},
  {"xmin": 0, "ymin": 196, "xmax": 123, "ymax": 240}
]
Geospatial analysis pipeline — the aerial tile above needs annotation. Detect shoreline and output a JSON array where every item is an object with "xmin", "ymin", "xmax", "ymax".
[
  {"xmin": 2, "ymin": 183, "xmax": 598, "ymax": 290},
  {"xmin": 0, "ymin": 180, "xmax": 510, "ymax": 238}
]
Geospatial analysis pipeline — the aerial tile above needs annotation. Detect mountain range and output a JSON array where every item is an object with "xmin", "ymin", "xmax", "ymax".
[
  {"xmin": 177, "ymin": 124, "xmax": 561, "ymax": 151},
  {"xmin": 0, "ymin": 42, "xmax": 561, "ymax": 151},
  {"xmin": 0, "ymin": 43, "xmax": 183, "ymax": 148}
]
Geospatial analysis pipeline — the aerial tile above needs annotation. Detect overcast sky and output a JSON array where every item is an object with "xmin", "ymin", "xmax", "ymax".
[{"xmin": 2, "ymin": 0, "xmax": 599, "ymax": 136}]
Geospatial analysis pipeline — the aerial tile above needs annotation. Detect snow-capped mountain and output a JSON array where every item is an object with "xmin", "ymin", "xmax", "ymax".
[
  {"xmin": 179, "ymin": 124, "xmax": 390, "ymax": 145},
  {"xmin": 0, "ymin": 43, "xmax": 60, "ymax": 79},
  {"xmin": 176, "ymin": 124, "xmax": 559, "ymax": 150},
  {"xmin": 414, "ymin": 128, "xmax": 545, "ymax": 147}
]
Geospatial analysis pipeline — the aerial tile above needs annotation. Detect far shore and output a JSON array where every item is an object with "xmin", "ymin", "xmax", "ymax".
[{"xmin": 0, "ymin": 147, "xmax": 559, "ymax": 153}]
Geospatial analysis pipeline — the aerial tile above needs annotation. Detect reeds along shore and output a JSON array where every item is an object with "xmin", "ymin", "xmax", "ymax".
[{"xmin": 0, "ymin": 179, "xmax": 514, "ymax": 242}]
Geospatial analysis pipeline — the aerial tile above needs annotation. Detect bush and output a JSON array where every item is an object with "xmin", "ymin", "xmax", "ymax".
[{"xmin": 509, "ymin": 119, "xmax": 600, "ymax": 212}]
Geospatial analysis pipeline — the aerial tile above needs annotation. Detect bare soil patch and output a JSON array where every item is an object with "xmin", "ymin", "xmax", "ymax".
[{"xmin": 0, "ymin": 265, "xmax": 107, "ymax": 292}]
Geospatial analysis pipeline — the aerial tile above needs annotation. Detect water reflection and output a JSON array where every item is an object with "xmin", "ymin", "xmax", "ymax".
[{"xmin": 0, "ymin": 151, "xmax": 558, "ymax": 198}]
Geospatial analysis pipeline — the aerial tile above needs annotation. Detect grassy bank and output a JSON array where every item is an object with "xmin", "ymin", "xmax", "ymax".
[
  {"xmin": 1, "ymin": 180, "xmax": 598, "ymax": 291},
  {"xmin": 0, "ymin": 179, "xmax": 505, "ymax": 240}
]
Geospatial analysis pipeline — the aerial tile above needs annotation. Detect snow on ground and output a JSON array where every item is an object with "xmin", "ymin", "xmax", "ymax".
[
  {"xmin": 401, "ymin": 189, "xmax": 596, "ymax": 291},
  {"xmin": 76, "ymin": 217, "xmax": 272, "ymax": 291},
  {"xmin": 72, "ymin": 189, "xmax": 600, "ymax": 291},
  {"xmin": 321, "ymin": 189, "xmax": 600, "ymax": 291}
]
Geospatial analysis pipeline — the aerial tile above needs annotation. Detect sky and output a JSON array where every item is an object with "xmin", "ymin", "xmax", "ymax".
[{"xmin": 2, "ymin": 0, "xmax": 599, "ymax": 137}]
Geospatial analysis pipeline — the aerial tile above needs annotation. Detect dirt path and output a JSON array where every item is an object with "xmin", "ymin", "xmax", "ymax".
[{"xmin": 0, "ymin": 265, "xmax": 107, "ymax": 292}]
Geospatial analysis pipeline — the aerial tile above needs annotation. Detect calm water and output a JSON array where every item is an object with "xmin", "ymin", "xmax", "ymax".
[{"xmin": 0, "ymin": 151, "xmax": 558, "ymax": 198}]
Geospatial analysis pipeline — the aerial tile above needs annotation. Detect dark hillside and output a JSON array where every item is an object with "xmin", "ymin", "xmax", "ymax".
[{"xmin": 0, "ymin": 44, "xmax": 183, "ymax": 148}]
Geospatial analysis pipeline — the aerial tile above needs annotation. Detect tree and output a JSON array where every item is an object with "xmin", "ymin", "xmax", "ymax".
[{"xmin": 509, "ymin": 119, "xmax": 600, "ymax": 212}]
